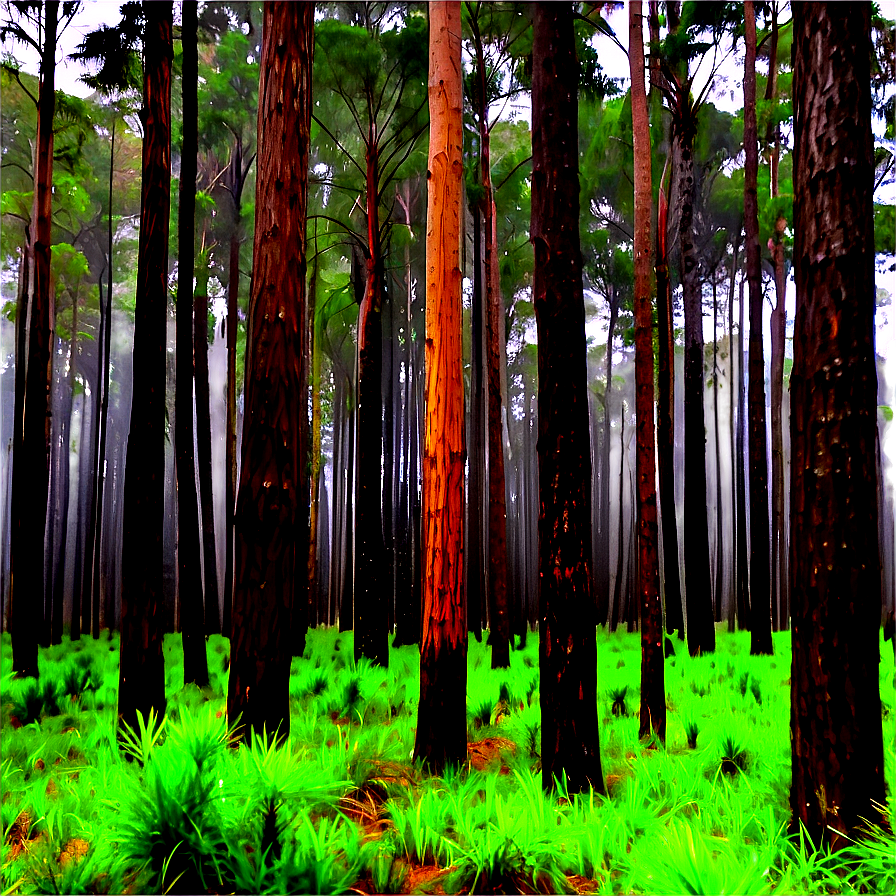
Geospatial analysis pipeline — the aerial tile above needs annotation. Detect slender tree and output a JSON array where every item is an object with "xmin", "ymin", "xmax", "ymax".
[
  {"xmin": 532, "ymin": 1, "xmax": 604, "ymax": 796},
  {"xmin": 744, "ymin": 0, "xmax": 772, "ymax": 655},
  {"xmin": 630, "ymin": 0, "xmax": 665, "ymax": 743},
  {"xmin": 790, "ymin": 1, "xmax": 885, "ymax": 849},
  {"xmin": 175, "ymin": 0, "xmax": 208, "ymax": 687},
  {"xmin": 414, "ymin": 0, "xmax": 467, "ymax": 773},
  {"xmin": 118, "ymin": 0, "xmax": 173, "ymax": 734},
  {"xmin": 226, "ymin": 2, "xmax": 312, "ymax": 743},
  {"xmin": 5, "ymin": 0, "xmax": 72, "ymax": 678}
]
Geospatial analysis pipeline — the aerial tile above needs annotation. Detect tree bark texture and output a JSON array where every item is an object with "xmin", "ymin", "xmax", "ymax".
[
  {"xmin": 414, "ymin": 0, "xmax": 467, "ymax": 773},
  {"xmin": 354, "ymin": 135, "xmax": 387, "ymax": 667},
  {"xmin": 790, "ymin": 1, "xmax": 885, "ymax": 849},
  {"xmin": 675, "ymin": 96, "xmax": 715, "ymax": 656},
  {"xmin": 227, "ymin": 3, "xmax": 312, "ymax": 743},
  {"xmin": 118, "ymin": 0, "xmax": 173, "ymax": 734},
  {"xmin": 10, "ymin": 0, "xmax": 58, "ymax": 679},
  {"xmin": 532, "ymin": 2, "xmax": 604, "ymax": 796},
  {"xmin": 745, "ymin": 1, "xmax": 773, "ymax": 655},
  {"xmin": 630, "ymin": 0, "xmax": 665, "ymax": 743},
  {"xmin": 176, "ymin": 1, "xmax": 209, "ymax": 688}
]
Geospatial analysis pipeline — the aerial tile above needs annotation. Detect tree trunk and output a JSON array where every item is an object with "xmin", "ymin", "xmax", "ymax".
[
  {"xmin": 676, "ymin": 96, "xmax": 715, "ymax": 656},
  {"xmin": 354, "ymin": 138, "xmax": 387, "ymax": 667},
  {"xmin": 656, "ymin": 172, "xmax": 683, "ymax": 639},
  {"xmin": 10, "ymin": 0, "xmax": 59, "ymax": 679},
  {"xmin": 790, "ymin": 1, "xmax": 885, "ymax": 848},
  {"xmin": 532, "ymin": 1, "xmax": 604, "ymax": 796},
  {"xmin": 226, "ymin": 2, "xmax": 312, "ymax": 742},
  {"xmin": 118, "ymin": 0, "xmax": 173, "ymax": 734},
  {"xmin": 176, "ymin": 1, "xmax": 209, "ymax": 688},
  {"xmin": 745, "ymin": 1, "xmax": 773, "ymax": 655},
  {"xmin": 467, "ymin": 206, "xmax": 485, "ymax": 642},
  {"xmin": 630, "ymin": 1, "xmax": 665, "ymax": 743},
  {"xmin": 414, "ymin": 0, "xmax": 466, "ymax": 771}
]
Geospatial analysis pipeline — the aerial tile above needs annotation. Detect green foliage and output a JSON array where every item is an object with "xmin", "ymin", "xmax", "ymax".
[{"xmin": 1, "ymin": 628, "xmax": 893, "ymax": 895}]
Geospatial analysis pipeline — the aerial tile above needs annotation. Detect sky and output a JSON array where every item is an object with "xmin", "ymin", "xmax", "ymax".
[{"xmin": 3, "ymin": 1, "xmax": 894, "ymax": 470}]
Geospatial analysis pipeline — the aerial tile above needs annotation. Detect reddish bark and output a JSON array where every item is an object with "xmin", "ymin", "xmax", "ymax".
[
  {"xmin": 118, "ymin": 0, "xmax": 173, "ymax": 734},
  {"xmin": 227, "ymin": 3, "xmax": 312, "ymax": 742},
  {"xmin": 414, "ymin": 0, "xmax": 467, "ymax": 773},
  {"xmin": 630, "ymin": 0, "xmax": 665, "ymax": 743},
  {"xmin": 790, "ymin": 1, "xmax": 885, "ymax": 848},
  {"xmin": 532, "ymin": 1, "xmax": 604, "ymax": 795}
]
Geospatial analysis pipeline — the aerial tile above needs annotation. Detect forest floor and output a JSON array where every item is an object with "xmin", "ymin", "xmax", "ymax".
[{"xmin": 0, "ymin": 625, "xmax": 894, "ymax": 895}]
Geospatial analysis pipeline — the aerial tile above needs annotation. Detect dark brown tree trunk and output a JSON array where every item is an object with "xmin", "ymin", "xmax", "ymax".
[
  {"xmin": 745, "ymin": 1, "xmax": 773, "ymax": 655},
  {"xmin": 790, "ymin": 1, "xmax": 885, "ymax": 849},
  {"xmin": 766, "ymin": 2, "xmax": 788, "ymax": 632},
  {"xmin": 226, "ymin": 2, "xmax": 312, "ymax": 742},
  {"xmin": 676, "ymin": 100, "xmax": 715, "ymax": 656},
  {"xmin": 415, "ymin": 1, "xmax": 466, "ymax": 771},
  {"xmin": 656, "ymin": 175, "xmax": 683, "ymax": 638},
  {"xmin": 735, "ymin": 272, "xmax": 750, "ymax": 629},
  {"xmin": 354, "ymin": 136, "xmax": 387, "ymax": 667},
  {"xmin": 118, "ymin": 0, "xmax": 173, "ymax": 734},
  {"xmin": 176, "ymin": 1, "xmax": 209, "ymax": 688},
  {"xmin": 467, "ymin": 205, "xmax": 485, "ymax": 642},
  {"xmin": 532, "ymin": 1, "xmax": 604, "ymax": 796},
  {"xmin": 10, "ymin": 1, "xmax": 59, "ymax": 679},
  {"xmin": 630, "ymin": 0, "xmax": 665, "ymax": 743}
]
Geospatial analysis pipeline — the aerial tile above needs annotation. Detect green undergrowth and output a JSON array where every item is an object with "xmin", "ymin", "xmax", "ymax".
[{"xmin": 1, "ymin": 626, "xmax": 893, "ymax": 894}]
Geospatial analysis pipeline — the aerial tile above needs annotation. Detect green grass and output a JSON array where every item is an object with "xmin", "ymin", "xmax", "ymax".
[{"xmin": 0, "ymin": 626, "xmax": 893, "ymax": 894}]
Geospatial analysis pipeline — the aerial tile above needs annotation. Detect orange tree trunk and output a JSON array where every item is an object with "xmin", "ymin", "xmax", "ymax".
[
  {"xmin": 413, "ymin": 0, "xmax": 466, "ymax": 773},
  {"xmin": 226, "ymin": 3, "xmax": 312, "ymax": 743},
  {"xmin": 10, "ymin": 1, "xmax": 58, "ymax": 679},
  {"xmin": 532, "ymin": 1, "xmax": 604, "ymax": 796},
  {"xmin": 630, "ymin": 1, "xmax": 665, "ymax": 744},
  {"xmin": 790, "ymin": 1, "xmax": 885, "ymax": 849},
  {"xmin": 744, "ymin": 1, "xmax": 772, "ymax": 655},
  {"xmin": 118, "ymin": 0, "xmax": 172, "ymax": 734},
  {"xmin": 175, "ymin": 0, "xmax": 208, "ymax": 688}
]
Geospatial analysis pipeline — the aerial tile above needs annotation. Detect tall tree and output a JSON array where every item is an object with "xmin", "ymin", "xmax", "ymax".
[
  {"xmin": 4, "ymin": 0, "xmax": 79, "ymax": 678},
  {"xmin": 175, "ymin": 0, "xmax": 208, "ymax": 688},
  {"xmin": 532, "ymin": 1, "xmax": 604, "ymax": 796},
  {"xmin": 118, "ymin": 0, "xmax": 173, "ymax": 735},
  {"xmin": 649, "ymin": 0, "xmax": 683, "ymax": 641},
  {"xmin": 658, "ymin": 2, "xmax": 715, "ymax": 655},
  {"xmin": 466, "ymin": 0, "xmax": 512, "ymax": 668},
  {"xmin": 629, "ymin": 0, "xmax": 665, "ymax": 743},
  {"xmin": 744, "ymin": 0, "xmax": 772, "ymax": 655},
  {"xmin": 790, "ymin": 1, "xmax": 885, "ymax": 848},
  {"xmin": 226, "ymin": 2, "xmax": 312, "ymax": 743},
  {"xmin": 414, "ymin": 0, "xmax": 466, "ymax": 773},
  {"xmin": 313, "ymin": 8, "xmax": 428, "ymax": 667}
]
